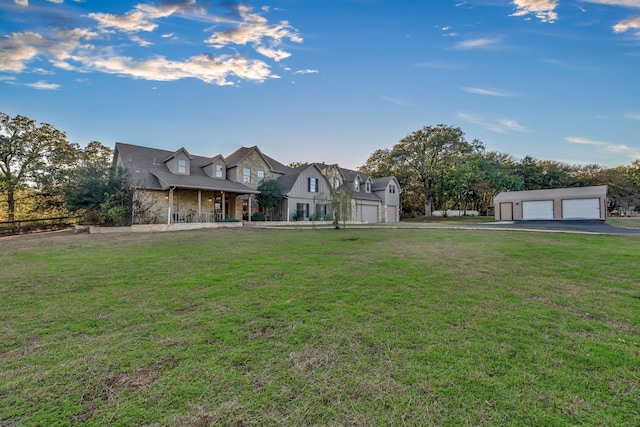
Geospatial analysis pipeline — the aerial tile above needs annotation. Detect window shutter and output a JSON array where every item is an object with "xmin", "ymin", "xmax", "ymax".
[
  {"xmin": 307, "ymin": 177, "xmax": 311, "ymax": 192},
  {"xmin": 315, "ymin": 178, "xmax": 319, "ymax": 192}
]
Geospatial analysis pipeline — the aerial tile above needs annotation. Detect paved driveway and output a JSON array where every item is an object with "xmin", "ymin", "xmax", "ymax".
[{"xmin": 479, "ymin": 220, "xmax": 640, "ymax": 235}]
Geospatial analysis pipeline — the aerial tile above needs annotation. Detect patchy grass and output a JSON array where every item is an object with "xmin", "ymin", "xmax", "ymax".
[
  {"xmin": 608, "ymin": 217, "xmax": 640, "ymax": 229},
  {"xmin": 1, "ymin": 228, "xmax": 639, "ymax": 426}
]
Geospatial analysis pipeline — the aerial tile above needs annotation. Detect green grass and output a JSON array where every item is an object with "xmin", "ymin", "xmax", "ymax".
[
  {"xmin": 607, "ymin": 217, "xmax": 640, "ymax": 229},
  {"xmin": 1, "ymin": 228, "xmax": 639, "ymax": 426}
]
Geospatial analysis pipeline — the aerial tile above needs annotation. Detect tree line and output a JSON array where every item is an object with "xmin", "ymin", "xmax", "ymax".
[
  {"xmin": 361, "ymin": 124, "xmax": 640, "ymax": 218},
  {"xmin": 2, "ymin": 113, "xmax": 639, "ymax": 222}
]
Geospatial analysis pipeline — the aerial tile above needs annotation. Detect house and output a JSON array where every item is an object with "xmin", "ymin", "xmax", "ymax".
[
  {"xmin": 113, "ymin": 142, "xmax": 401, "ymax": 224},
  {"xmin": 493, "ymin": 186, "xmax": 608, "ymax": 221}
]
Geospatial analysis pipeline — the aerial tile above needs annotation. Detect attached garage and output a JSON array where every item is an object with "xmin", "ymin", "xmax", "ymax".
[
  {"xmin": 357, "ymin": 203, "xmax": 379, "ymax": 223},
  {"xmin": 494, "ymin": 186, "xmax": 608, "ymax": 221}
]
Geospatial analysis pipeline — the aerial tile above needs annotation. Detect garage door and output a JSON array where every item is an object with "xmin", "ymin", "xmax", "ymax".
[
  {"xmin": 562, "ymin": 198, "xmax": 600, "ymax": 219},
  {"xmin": 358, "ymin": 205, "xmax": 378, "ymax": 223},
  {"xmin": 522, "ymin": 200, "xmax": 554, "ymax": 220}
]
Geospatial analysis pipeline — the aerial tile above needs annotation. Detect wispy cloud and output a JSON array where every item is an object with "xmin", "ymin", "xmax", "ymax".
[
  {"xmin": 581, "ymin": 0, "xmax": 640, "ymax": 7},
  {"xmin": 566, "ymin": 136, "xmax": 606, "ymax": 145},
  {"xmin": 0, "ymin": 2, "xmax": 305, "ymax": 86},
  {"xmin": 381, "ymin": 96, "xmax": 408, "ymax": 106},
  {"xmin": 293, "ymin": 69, "xmax": 318, "ymax": 75},
  {"xmin": 415, "ymin": 60, "xmax": 463, "ymax": 69},
  {"xmin": 458, "ymin": 112, "xmax": 528, "ymax": 133},
  {"xmin": 453, "ymin": 37, "xmax": 501, "ymax": 49},
  {"xmin": 625, "ymin": 112, "xmax": 640, "ymax": 120},
  {"xmin": 25, "ymin": 80, "xmax": 60, "ymax": 89},
  {"xmin": 510, "ymin": 0, "xmax": 559, "ymax": 23},
  {"xmin": 462, "ymin": 86, "xmax": 513, "ymax": 97}
]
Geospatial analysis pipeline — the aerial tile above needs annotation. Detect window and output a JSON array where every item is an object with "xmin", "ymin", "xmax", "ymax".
[
  {"xmin": 258, "ymin": 170, "xmax": 265, "ymax": 184},
  {"xmin": 216, "ymin": 164, "xmax": 223, "ymax": 178},
  {"xmin": 365, "ymin": 181, "xmax": 371, "ymax": 193},
  {"xmin": 330, "ymin": 176, "xmax": 340, "ymax": 189},
  {"xmin": 178, "ymin": 159, "xmax": 187, "ymax": 174},
  {"xmin": 243, "ymin": 168, "xmax": 251, "ymax": 183},
  {"xmin": 389, "ymin": 185, "xmax": 396, "ymax": 194},
  {"xmin": 354, "ymin": 179, "xmax": 360, "ymax": 192},
  {"xmin": 308, "ymin": 177, "xmax": 318, "ymax": 193},
  {"xmin": 296, "ymin": 203, "xmax": 309, "ymax": 219}
]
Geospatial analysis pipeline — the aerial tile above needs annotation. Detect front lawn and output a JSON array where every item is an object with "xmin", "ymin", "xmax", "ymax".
[{"xmin": 1, "ymin": 228, "xmax": 638, "ymax": 426}]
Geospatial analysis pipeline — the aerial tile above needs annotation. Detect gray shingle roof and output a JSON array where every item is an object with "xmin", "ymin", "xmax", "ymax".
[{"xmin": 114, "ymin": 142, "xmax": 258, "ymax": 194}]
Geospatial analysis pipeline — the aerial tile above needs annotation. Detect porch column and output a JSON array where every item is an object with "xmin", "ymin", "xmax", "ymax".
[
  {"xmin": 248, "ymin": 194, "xmax": 252, "ymax": 222},
  {"xmin": 222, "ymin": 191, "xmax": 226, "ymax": 220},
  {"xmin": 197, "ymin": 190, "xmax": 202, "ymax": 222},
  {"xmin": 168, "ymin": 188, "xmax": 174, "ymax": 224}
]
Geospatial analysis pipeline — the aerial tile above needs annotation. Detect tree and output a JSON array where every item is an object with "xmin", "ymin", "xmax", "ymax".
[
  {"xmin": 256, "ymin": 179, "xmax": 281, "ymax": 220},
  {"xmin": 0, "ymin": 112, "xmax": 71, "ymax": 221},
  {"xmin": 389, "ymin": 125, "xmax": 480, "ymax": 217}
]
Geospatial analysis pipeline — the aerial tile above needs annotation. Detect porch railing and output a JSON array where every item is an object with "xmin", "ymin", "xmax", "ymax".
[{"xmin": 172, "ymin": 212, "xmax": 224, "ymax": 223}]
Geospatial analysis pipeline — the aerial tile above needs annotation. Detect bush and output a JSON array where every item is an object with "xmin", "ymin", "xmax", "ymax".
[{"xmin": 251, "ymin": 212, "xmax": 265, "ymax": 221}]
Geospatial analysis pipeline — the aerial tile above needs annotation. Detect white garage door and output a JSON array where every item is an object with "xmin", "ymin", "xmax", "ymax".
[
  {"xmin": 522, "ymin": 200, "xmax": 554, "ymax": 220},
  {"xmin": 358, "ymin": 205, "xmax": 378, "ymax": 223},
  {"xmin": 562, "ymin": 198, "xmax": 600, "ymax": 219}
]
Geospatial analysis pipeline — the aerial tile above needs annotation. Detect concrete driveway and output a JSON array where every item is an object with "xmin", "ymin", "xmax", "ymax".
[{"xmin": 479, "ymin": 220, "xmax": 640, "ymax": 235}]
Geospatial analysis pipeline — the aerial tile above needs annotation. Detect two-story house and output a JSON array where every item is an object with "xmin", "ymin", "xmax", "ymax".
[{"xmin": 113, "ymin": 142, "xmax": 401, "ymax": 224}]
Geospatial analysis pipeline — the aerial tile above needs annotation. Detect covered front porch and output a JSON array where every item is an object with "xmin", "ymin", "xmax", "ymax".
[{"xmin": 165, "ymin": 188, "xmax": 259, "ymax": 224}]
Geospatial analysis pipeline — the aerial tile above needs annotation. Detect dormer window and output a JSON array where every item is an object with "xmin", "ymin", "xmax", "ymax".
[
  {"xmin": 216, "ymin": 164, "xmax": 223, "ymax": 178},
  {"xmin": 354, "ymin": 179, "xmax": 360, "ymax": 192},
  {"xmin": 365, "ymin": 181, "xmax": 371, "ymax": 193},
  {"xmin": 178, "ymin": 159, "xmax": 187, "ymax": 174}
]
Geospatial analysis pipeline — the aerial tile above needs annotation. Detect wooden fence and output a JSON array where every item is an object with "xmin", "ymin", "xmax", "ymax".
[{"xmin": 0, "ymin": 216, "xmax": 77, "ymax": 237}]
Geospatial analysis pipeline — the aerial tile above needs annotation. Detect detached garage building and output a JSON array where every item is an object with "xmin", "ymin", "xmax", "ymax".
[{"xmin": 494, "ymin": 186, "xmax": 608, "ymax": 221}]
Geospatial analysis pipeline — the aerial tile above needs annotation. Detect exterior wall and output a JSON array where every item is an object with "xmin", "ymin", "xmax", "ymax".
[
  {"xmin": 283, "ymin": 168, "xmax": 333, "ymax": 221},
  {"xmin": 494, "ymin": 186, "xmax": 607, "ymax": 220},
  {"xmin": 229, "ymin": 151, "xmax": 282, "ymax": 189}
]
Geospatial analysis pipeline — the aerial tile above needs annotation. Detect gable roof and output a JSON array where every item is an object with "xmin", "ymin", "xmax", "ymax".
[
  {"xmin": 114, "ymin": 142, "xmax": 258, "ymax": 193},
  {"xmin": 277, "ymin": 163, "xmax": 326, "ymax": 195},
  {"xmin": 224, "ymin": 146, "xmax": 289, "ymax": 174}
]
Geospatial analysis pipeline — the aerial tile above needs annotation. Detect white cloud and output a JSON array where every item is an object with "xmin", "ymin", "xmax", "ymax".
[
  {"xmin": 293, "ymin": 69, "xmax": 318, "ymax": 75},
  {"xmin": 381, "ymin": 96, "xmax": 408, "ymax": 106},
  {"xmin": 0, "ymin": 2, "xmax": 305, "ymax": 86},
  {"xmin": 458, "ymin": 112, "xmax": 528, "ymax": 133},
  {"xmin": 205, "ymin": 4, "xmax": 302, "ymax": 62},
  {"xmin": 510, "ymin": 0, "xmax": 559, "ymax": 23},
  {"xmin": 625, "ymin": 112, "xmax": 640, "ymax": 120},
  {"xmin": 566, "ymin": 136, "xmax": 606, "ymax": 145},
  {"xmin": 581, "ymin": 0, "xmax": 640, "ymax": 6},
  {"xmin": 613, "ymin": 16, "xmax": 640, "ymax": 33},
  {"xmin": 453, "ymin": 37, "xmax": 501, "ymax": 49},
  {"xmin": 71, "ymin": 52, "xmax": 274, "ymax": 85},
  {"xmin": 88, "ymin": 2, "xmax": 193, "ymax": 33},
  {"xmin": 462, "ymin": 86, "xmax": 513, "ymax": 96},
  {"xmin": 25, "ymin": 80, "xmax": 60, "ymax": 90},
  {"xmin": 15, "ymin": 0, "xmax": 28, "ymax": 6}
]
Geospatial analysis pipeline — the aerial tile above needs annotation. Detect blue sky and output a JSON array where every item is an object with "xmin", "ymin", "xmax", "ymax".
[{"xmin": 1, "ymin": 0, "xmax": 639, "ymax": 170}]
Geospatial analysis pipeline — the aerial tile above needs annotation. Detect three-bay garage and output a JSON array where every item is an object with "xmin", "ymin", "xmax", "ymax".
[{"xmin": 494, "ymin": 186, "xmax": 607, "ymax": 221}]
